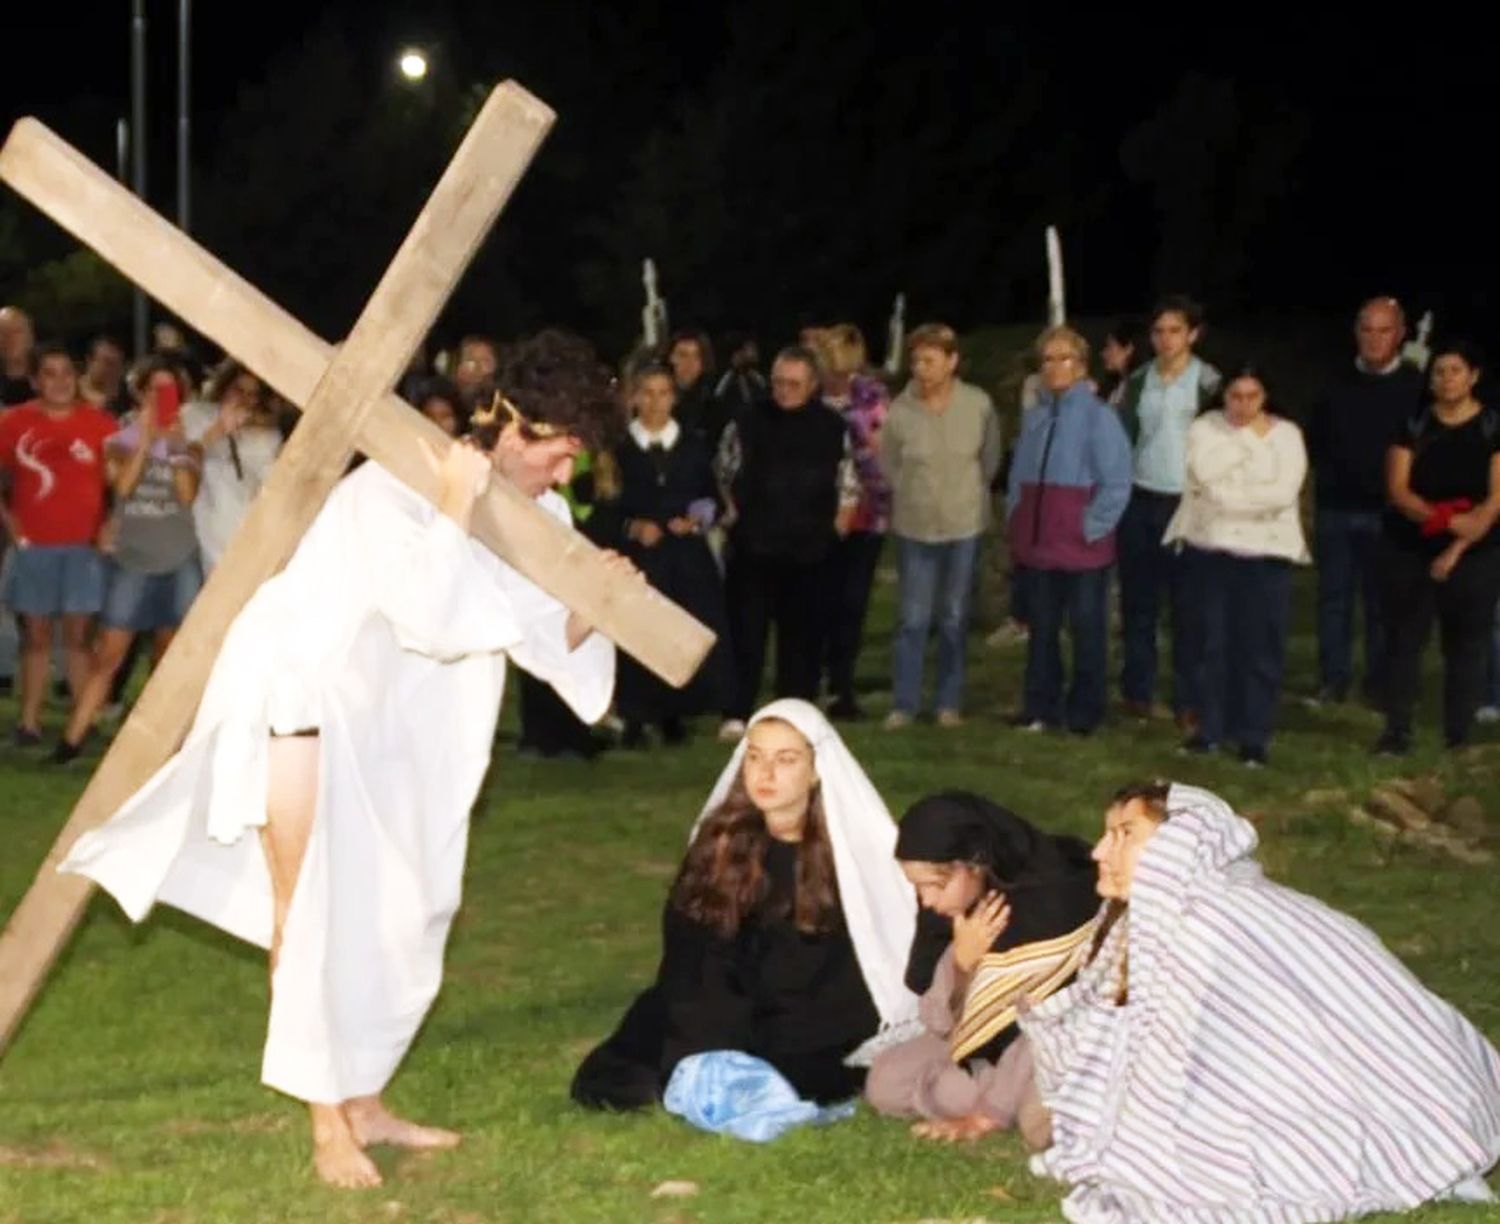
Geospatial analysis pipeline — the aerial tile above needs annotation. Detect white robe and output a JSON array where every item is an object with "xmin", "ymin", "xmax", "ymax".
[{"xmin": 61, "ymin": 462, "xmax": 615, "ymax": 1104}]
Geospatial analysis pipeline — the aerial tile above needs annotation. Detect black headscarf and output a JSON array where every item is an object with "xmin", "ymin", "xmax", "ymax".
[{"xmin": 895, "ymin": 790, "xmax": 1100, "ymax": 994}]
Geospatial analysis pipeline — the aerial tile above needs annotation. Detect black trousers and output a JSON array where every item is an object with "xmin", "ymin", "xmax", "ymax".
[
  {"xmin": 1379, "ymin": 542, "xmax": 1500, "ymax": 744},
  {"xmin": 822, "ymin": 531, "xmax": 884, "ymax": 704},
  {"xmin": 726, "ymin": 550, "xmax": 826, "ymax": 720},
  {"xmin": 517, "ymin": 671, "xmax": 600, "ymax": 757}
]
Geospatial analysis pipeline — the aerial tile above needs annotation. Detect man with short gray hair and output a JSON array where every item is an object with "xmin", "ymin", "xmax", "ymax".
[{"xmin": 1306, "ymin": 297, "xmax": 1425, "ymax": 704}]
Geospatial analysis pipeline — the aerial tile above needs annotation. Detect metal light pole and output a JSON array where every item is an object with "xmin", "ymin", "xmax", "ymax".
[
  {"xmin": 130, "ymin": 0, "xmax": 148, "ymax": 357},
  {"xmin": 177, "ymin": 0, "xmax": 190, "ymax": 233}
]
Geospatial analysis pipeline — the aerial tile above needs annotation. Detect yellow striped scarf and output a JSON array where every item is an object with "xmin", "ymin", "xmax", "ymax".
[{"xmin": 950, "ymin": 919, "xmax": 1097, "ymax": 1062}]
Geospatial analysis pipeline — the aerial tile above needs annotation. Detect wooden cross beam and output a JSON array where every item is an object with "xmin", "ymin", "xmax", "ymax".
[{"xmin": 0, "ymin": 81, "xmax": 714, "ymax": 1056}]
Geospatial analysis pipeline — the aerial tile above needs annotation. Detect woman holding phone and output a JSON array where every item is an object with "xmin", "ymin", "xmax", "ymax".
[{"xmin": 53, "ymin": 356, "xmax": 203, "ymax": 761}]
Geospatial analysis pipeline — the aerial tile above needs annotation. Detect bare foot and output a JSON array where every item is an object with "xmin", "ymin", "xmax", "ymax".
[
  {"xmin": 910, "ymin": 1113, "xmax": 999, "ymax": 1143},
  {"xmin": 345, "ymin": 1096, "xmax": 462, "ymax": 1151},
  {"xmin": 310, "ymin": 1104, "xmax": 381, "ymax": 1189}
]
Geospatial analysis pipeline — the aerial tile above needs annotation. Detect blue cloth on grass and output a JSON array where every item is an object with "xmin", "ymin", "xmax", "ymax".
[{"xmin": 662, "ymin": 1051, "xmax": 857, "ymax": 1142}]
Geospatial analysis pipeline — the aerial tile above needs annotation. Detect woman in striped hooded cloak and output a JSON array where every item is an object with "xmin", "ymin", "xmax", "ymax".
[{"xmin": 1022, "ymin": 781, "xmax": 1500, "ymax": 1223}]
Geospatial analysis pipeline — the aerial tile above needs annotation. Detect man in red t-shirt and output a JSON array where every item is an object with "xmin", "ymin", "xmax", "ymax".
[{"xmin": 0, "ymin": 344, "xmax": 119, "ymax": 743}]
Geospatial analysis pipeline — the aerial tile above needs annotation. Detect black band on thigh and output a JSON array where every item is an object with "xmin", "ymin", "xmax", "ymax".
[{"xmin": 269, "ymin": 727, "xmax": 321, "ymax": 738}]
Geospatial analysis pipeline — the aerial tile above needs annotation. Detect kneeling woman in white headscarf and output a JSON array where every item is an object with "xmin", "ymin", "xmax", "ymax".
[
  {"xmin": 1023, "ymin": 781, "xmax": 1500, "ymax": 1224},
  {"xmin": 571, "ymin": 698, "xmax": 919, "ymax": 1109}
]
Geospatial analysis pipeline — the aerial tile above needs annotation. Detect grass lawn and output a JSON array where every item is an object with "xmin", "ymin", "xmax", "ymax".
[{"xmin": 3, "ymin": 565, "xmax": 1500, "ymax": 1224}]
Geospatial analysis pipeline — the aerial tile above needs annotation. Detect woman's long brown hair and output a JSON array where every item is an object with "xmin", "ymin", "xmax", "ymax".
[{"xmin": 669, "ymin": 740, "xmax": 841, "ymax": 939}]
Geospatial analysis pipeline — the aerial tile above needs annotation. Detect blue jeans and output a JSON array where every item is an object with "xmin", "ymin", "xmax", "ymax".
[
  {"xmin": 1314, "ymin": 507, "xmax": 1385, "ymax": 699},
  {"xmin": 1191, "ymin": 549, "xmax": 1292, "ymax": 752},
  {"xmin": 1023, "ymin": 566, "xmax": 1110, "ymax": 731},
  {"xmin": 101, "ymin": 557, "xmax": 203, "ymax": 632},
  {"xmin": 1010, "ymin": 564, "xmax": 1034, "ymax": 625},
  {"xmin": 1117, "ymin": 489, "xmax": 1196, "ymax": 713},
  {"xmin": 1488, "ymin": 597, "xmax": 1500, "ymax": 709},
  {"xmin": 892, "ymin": 535, "xmax": 980, "ymax": 715},
  {"xmin": 2, "ymin": 544, "xmax": 106, "ymax": 616}
]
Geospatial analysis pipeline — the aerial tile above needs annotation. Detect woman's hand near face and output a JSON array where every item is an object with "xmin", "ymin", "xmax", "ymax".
[
  {"xmin": 951, "ymin": 891, "xmax": 1010, "ymax": 975},
  {"xmin": 216, "ymin": 397, "xmax": 251, "ymax": 437},
  {"xmin": 665, "ymin": 515, "xmax": 696, "ymax": 536}
]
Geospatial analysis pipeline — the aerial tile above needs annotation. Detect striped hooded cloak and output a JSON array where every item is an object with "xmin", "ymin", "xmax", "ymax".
[{"xmin": 1022, "ymin": 784, "xmax": 1500, "ymax": 1223}]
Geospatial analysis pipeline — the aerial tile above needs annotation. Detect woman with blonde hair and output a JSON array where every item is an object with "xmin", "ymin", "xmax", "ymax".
[{"xmin": 1005, "ymin": 326, "xmax": 1131, "ymax": 735}]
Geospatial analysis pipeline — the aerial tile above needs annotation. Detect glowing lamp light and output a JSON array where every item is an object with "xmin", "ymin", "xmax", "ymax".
[{"xmin": 398, "ymin": 50, "xmax": 429, "ymax": 82}]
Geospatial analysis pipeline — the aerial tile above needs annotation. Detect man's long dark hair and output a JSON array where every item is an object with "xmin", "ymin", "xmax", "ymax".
[{"xmin": 471, "ymin": 328, "xmax": 621, "ymax": 450}]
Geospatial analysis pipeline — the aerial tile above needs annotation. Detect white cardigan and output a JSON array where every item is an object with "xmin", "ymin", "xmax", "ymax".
[{"xmin": 1162, "ymin": 411, "xmax": 1309, "ymax": 563}]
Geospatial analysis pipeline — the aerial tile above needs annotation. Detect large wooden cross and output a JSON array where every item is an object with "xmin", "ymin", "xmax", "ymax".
[{"xmin": 0, "ymin": 81, "xmax": 714, "ymax": 1056}]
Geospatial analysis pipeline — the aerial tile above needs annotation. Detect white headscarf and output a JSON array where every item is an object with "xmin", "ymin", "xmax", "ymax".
[{"xmin": 694, "ymin": 698, "xmax": 920, "ymax": 1031}]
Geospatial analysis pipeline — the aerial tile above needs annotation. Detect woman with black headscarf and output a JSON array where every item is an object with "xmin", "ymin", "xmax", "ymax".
[{"xmin": 865, "ymin": 791, "xmax": 1099, "ymax": 1143}]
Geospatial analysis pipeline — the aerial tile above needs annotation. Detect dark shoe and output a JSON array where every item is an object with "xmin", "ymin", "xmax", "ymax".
[
  {"xmin": 12, "ymin": 725, "xmax": 42, "ymax": 748},
  {"xmin": 1372, "ymin": 728, "xmax": 1410, "ymax": 757},
  {"xmin": 827, "ymin": 697, "xmax": 864, "ymax": 722},
  {"xmin": 620, "ymin": 721, "xmax": 649, "ymax": 750},
  {"xmin": 0, "ymin": 676, "xmax": 13, "ymax": 696},
  {"xmin": 1177, "ymin": 734, "xmax": 1218, "ymax": 756},
  {"xmin": 1444, "ymin": 732, "xmax": 1470, "ymax": 751},
  {"xmin": 49, "ymin": 738, "xmax": 83, "ymax": 765},
  {"xmin": 660, "ymin": 717, "xmax": 688, "ymax": 746},
  {"xmin": 1120, "ymin": 700, "xmax": 1152, "ymax": 721},
  {"xmin": 1238, "ymin": 745, "xmax": 1268, "ymax": 769},
  {"xmin": 1067, "ymin": 724, "xmax": 1097, "ymax": 738}
]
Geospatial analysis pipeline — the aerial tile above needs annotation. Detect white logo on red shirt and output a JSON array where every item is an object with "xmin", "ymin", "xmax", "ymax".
[{"xmin": 14, "ymin": 430, "xmax": 55, "ymax": 500}]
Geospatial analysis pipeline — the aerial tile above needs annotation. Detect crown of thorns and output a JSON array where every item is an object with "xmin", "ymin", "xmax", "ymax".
[{"xmin": 470, "ymin": 391, "xmax": 568, "ymax": 439}]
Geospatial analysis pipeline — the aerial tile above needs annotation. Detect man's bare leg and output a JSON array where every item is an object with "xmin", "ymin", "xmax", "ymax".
[{"xmin": 262, "ymin": 735, "xmax": 381, "ymax": 1190}]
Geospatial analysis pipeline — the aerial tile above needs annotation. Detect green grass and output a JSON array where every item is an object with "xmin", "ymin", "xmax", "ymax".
[{"xmin": 3, "ymin": 567, "xmax": 1500, "ymax": 1224}]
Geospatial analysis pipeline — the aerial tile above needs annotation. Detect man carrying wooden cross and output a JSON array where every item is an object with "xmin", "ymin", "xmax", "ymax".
[
  {"xmin": 59, "ymin": 331, "xmax": 628, "ymax": 1188},
  {"xmin": 0, "ymin": 82, "xmax": 714, "ymax": 1192}
]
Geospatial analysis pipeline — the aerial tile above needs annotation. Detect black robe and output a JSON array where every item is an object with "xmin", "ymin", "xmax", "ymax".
[
  {"xmin": 615, "ymin": 431, "xmax": 734, "ymax": 722},
  {"xmin": 896, "ymin": 791, "xmax": 1100, "ymax": 1066},
  {"xmin": 571, "ymin": 839, "xmax": 878, "ymax": 1110}
]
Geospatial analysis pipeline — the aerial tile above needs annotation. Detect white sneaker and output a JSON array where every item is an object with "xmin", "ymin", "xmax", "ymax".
[
  {"xmin": 936, "ymin": 709, "xmax": 964, "ymax": 729},
  {"xmin": 1476, "ymin": 706, "xmax": 1500, "ymax": 725},
  {"xmin": 883, "ymin": 710, "xmax": 913, "ymax": 731},
  {"xmin": 717, "ymin": 719, "xmax": 747, "ymax": 742}
]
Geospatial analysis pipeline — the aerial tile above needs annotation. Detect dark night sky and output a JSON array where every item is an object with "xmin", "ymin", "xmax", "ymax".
[{"xmin": 1, "ymin": 2, "xmax": 1495, "ymax": 354}]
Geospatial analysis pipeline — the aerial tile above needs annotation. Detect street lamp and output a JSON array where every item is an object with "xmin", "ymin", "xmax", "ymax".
[{"xmin": 398, "ymin": 49, "xmax": 429, "ymax": 82}]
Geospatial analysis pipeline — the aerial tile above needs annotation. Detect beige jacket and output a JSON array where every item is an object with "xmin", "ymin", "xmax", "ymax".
[
  {"xmin": 882, "ymin": 380, "xmax": 1001, "ymax": 543},
  {"xmin": 1163, "ymin": 412, "xmax": 1310, "ymax": 563}
]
